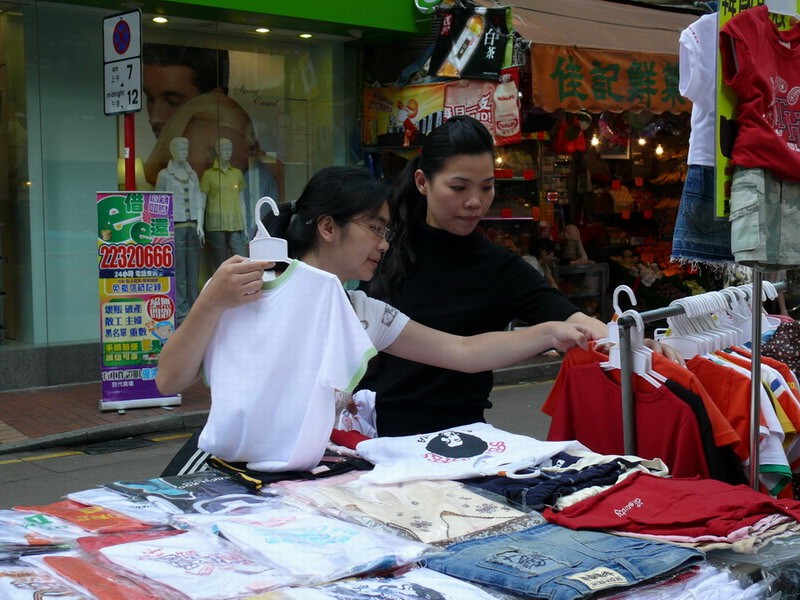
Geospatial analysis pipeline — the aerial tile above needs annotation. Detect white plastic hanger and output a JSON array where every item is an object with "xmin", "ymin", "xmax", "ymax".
[
  {"xmin": 659, "ymin": 296, "xmax": 717, "ymax": 359},
  {"xmin": 737, "ymin": 282, "xmax": 773, "ymax": 336},
  {"xmin": 601, "ymin": 309, "xmax": 666, "ymax": 388},
  {"xmin": 760, "ymin": 279, "xmax": 782, "ymax": 331},
  {"xmin": 249, "ymin": 196, "xmax": 289, "ymax": 281},
  {"xmin": 598, "ymin": 285, "xmax": 638, "ymax": 346},
  {"xmin": 716, "ymin": 288, "xmax": 747, "ymax": 346}
]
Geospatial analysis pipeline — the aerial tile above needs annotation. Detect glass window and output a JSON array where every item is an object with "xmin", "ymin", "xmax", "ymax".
[{"xmin": 0, "ymin": 1, "xmax": 352, "ymax": 348}]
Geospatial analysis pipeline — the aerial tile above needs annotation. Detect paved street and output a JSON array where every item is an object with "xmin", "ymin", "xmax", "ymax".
[
  {"xmin": 0, "ymin": 381, "xmax": 551, "ymax": 508},
  {"xmin": 0, "ymin": 379, "xmax": 555, "ymax": 508}
]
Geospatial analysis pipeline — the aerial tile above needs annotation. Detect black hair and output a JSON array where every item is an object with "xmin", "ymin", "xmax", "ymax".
[
  {"xmin": 142, "ymin": 42, "xmax": 229, "ymax": 95},
  {"xmin": 262, "ymin": 166, "xmax": 390, "ymax": 259},
  {"xmin": 532, "ymin": 237, "xmax": 555, "ymax": 256},
  {"xmin": 367, "ymin": 116, "xmax": 495, "ymax": 302},
  {"xmin": 424, "ymin": 431, "xmax": 489, "ymax": 459}
]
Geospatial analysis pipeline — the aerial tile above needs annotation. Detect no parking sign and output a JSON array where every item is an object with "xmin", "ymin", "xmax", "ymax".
[{"xmin": 103, "ymin": 10, "xmax": 142, "ymax": 115}]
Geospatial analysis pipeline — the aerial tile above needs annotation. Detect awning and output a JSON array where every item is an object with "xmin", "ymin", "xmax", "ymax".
[{"xmin": 477, "ymin": 0, "xmax": 700, "ymax": 113}]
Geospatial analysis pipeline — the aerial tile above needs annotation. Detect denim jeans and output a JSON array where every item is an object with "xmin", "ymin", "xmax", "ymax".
[
  {"xmin": 206, "ymin": 229, "xmax": 248, "ymax": 270},
  {"xmin": 174, "ymin": 223, "xmax": 201, "ymax": 323},
  {"xmin": 425, "ymin": 523, "xmax": 704, "ymax": 600},
  {"xmin": 671, "ymin": 165, "xmax": 734, "ymax": 266}
]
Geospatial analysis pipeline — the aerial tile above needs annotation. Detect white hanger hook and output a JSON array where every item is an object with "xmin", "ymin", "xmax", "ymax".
[
  {"xmin": 761, "ymin": 279, "xmax": 778, "ymax": 301},
  {"xmin": 254, "ymin": 196, "xmax": 279, "ymax": 239},
  {"xmin": 619, "ymin": 309, "xmax": 645, "ymax": 335},
  {"xmin": 613, "ymin": 285, "xmax": 637, "ymax": 316}
]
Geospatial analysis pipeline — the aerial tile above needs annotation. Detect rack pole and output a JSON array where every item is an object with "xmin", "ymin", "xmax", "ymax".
[
  {"xmin": 619, "ymin": 317, "xmax": 636, "ymax": 455},
  {"xmin": 748, "ymin": 270, "xmax": 763, "ymax": 491}
]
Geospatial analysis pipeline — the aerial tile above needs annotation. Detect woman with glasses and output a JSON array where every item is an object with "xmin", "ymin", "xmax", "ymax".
[{"xmin": 155, "ymin": 165, "xmax": 596, "ymax": 475}]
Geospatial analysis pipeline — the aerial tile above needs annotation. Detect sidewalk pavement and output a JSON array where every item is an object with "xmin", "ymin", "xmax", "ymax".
[{"xmin": 0, "ymin": 356, "xmax": 562, "ymax": 456}]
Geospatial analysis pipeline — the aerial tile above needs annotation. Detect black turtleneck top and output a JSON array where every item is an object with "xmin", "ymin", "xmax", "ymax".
[{"xmin": 359, "ymin": 223, "xmax": 579, "ymax": 436}]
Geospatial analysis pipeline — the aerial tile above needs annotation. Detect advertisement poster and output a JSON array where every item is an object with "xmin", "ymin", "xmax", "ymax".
[
  {"xmin": 362, "ymin": 83, "xmax": 446, "ymax": 147},
  {"xmin": 428, "ymin": 5, "xmax": 511, "ymax": 80},
  {"xmin": 97, "ymin": 191, "xmax": 180, "ymax": 411},
  {"xmin": 443, "ymin": 67, "xmax": 521, "ymax": 146}
]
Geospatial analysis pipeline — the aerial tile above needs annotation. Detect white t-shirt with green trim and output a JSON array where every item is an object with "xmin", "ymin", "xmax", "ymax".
[{"xmin": 199, "ymin": 260, "xmax": 377, "ymax": 472}]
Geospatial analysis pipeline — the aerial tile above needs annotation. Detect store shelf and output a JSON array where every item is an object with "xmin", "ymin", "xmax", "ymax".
[{"xmin": 554, "ymin": 263, "xmax": 610, "ymax": 321}]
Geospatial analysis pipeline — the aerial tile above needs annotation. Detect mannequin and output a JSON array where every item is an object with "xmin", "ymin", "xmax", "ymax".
[
  {"xmin": 155, "ymin": 137, "xmax": 205, "ymax": 323},
  {"xmin": 200, "ymin": 137, "xmax": 247, "ymax": 269}
]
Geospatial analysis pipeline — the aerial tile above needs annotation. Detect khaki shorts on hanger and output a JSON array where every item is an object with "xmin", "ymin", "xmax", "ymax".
[{"xmin": 730, "ymin": 166, "xmax": 800, "ymax": 270}]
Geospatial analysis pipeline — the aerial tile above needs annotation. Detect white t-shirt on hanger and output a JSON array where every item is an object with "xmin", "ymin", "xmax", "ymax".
[
  {"xmin": 199, "ymin": 260, "xmax": 377, "ymax": 472},
  {"xmin": 680, "ymin": 12, "xmax": 718, "ymax": 167}
]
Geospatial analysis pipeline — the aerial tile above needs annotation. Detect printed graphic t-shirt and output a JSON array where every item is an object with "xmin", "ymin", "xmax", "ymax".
[
  {"xmin": 357, "ymin": 422, "xmax": 587, "ymax": 484},
  {"xmin": 720, "ymin": 5, "xmax": 800, "ymax": 182}
]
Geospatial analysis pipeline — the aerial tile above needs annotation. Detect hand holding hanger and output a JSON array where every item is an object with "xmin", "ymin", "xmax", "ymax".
[{"xmin": 600, "ymin": 285, "xmax": 685, "ymax": 366}]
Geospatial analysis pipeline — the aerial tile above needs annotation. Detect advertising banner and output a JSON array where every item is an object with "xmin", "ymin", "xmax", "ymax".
[
  {"xmin": 362, "ymin": 83, "xmax": 446, "ymax": 147},
  {"xmin": 429, "ymin": 5, "xmax": 511, "ymax": 80},
  {"xmin": 444, "ymin": 67, "xmax": 521, "ymax": 146},
  {"xmin": 97, "ymin": 191, "xmax": 180, "ymax": 411},
  {"xmin": 531, "ymin": 45, "xmax": 688, "ymax": 115}
]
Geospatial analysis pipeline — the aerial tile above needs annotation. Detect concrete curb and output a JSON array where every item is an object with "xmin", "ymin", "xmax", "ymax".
[
  {"xmin": 0, "ymin": 410, "xmax": 210, "ymax": 456},
  {"xmin": 0, "ymin": 360, "xmax": 563, "ymax": 456},
  {"xmin": 493, "ymin": 359, "xmax": 562, "ymax": 385}
]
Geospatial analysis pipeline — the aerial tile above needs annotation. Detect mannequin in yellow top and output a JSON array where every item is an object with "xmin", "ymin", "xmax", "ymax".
[{"xmin": 200, "ymin": 138, "xmax": 247, "ymax": 269}]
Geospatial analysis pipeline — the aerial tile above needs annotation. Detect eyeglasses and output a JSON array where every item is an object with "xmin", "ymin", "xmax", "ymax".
[{"xmin": 352, "ymin": 220, "xmax": 392, "ymax": 240}]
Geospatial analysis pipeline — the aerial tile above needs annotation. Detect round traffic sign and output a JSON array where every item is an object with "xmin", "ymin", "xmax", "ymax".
[{"xmin": 113, "ymin": 20, "xmax": 131, "ymax": 55}]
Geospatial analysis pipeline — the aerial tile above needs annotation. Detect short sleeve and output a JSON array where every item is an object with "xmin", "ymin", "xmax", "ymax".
[
  {"xmin": 346, "ymin": 290, "xmax": 410, "ymax": 351},
  {"xmin": 319, "ymin": 281, "xmax": 377, "ymax": 393}
]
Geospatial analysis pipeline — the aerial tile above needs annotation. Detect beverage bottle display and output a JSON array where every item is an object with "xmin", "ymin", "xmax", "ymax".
[
  {"xmin": 437, "ymin": 14, "xmax": 485, "ymax": 77},
  {"xmin": 493, "ymin": 74, "xmax": 520, "ymax": 139}
]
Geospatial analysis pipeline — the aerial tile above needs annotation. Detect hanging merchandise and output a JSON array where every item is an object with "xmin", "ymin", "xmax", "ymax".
[
  {"xmin": 443, "ymin": 67, "xmax": 521, "ymax": 145},
  {"xmin": 719, "ymin": 4, "xmax": 800, "ymax": 268},
  {"xmin": 429, "ymin": 5, "xmax": 511, "ymax": 80}
]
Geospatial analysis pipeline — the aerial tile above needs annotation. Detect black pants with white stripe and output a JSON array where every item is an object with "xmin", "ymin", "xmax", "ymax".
[{"xmin": 161, "ymin": 430, "xmax": 211, "ymax": 476}]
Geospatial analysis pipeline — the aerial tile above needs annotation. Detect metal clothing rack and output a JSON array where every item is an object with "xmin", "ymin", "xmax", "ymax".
[{"xmin": 616, "ymin": 274, "xmax": 787, "ymax": 490}]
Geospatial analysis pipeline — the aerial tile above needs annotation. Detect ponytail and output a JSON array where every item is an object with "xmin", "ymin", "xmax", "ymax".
[{"xmin": 262, "ymin": 166, "xmax": 389, "ymax": 260}]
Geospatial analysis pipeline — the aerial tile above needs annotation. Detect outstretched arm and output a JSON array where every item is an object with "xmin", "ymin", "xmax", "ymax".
[
  {"xmin": 383, "ymin": 319, "xmax": 599, "ymax": 374},
  {"xmin": 155, "ymin": 256, "xmax": 273, "ymax": 395}
]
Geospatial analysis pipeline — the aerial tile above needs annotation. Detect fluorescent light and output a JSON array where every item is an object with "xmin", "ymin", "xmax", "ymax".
[
  {"xmin": 255, "ymin": 27, "xmax": 270, "ymax": 33},
  {"xmin": 299, "ymin": 33, "xmax": 313, "ymax": 39},
  {"xmin": 152, "ymin": 16, "xmax": 168, "ymax": 24}
]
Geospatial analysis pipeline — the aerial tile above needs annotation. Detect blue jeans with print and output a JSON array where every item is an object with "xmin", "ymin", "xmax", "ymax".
[
  {"xmin": 671, "ymin": 165, "xmax": 734, "ymax": 266},
  {"xmin": 425, "ymin": 523, "xmax": 704, "ymax": 600}
]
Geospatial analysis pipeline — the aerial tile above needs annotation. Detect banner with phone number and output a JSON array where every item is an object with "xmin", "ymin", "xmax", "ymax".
[{"xmin": 97, "ymin": 191, "xmax": 181, "ymax": 411}]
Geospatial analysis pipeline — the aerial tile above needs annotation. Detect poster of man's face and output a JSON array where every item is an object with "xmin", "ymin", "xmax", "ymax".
[{"xmin": 139, "ymin": 42, "xmax": 286, "ymax": 183}]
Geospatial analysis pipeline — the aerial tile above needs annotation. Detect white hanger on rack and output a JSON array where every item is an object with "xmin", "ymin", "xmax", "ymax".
[
  {"xmin": 760, "ymin": 279, "xmax": 782, "ymax": 331},
  {"xmin": 601, "ymin": 309, "xmax": 666, "ymax": 388},
  {"xmin": 717, "ymin": 288, "xmax": 747, "ymax": 346},
  {"xmin": 249, "ymin": 196, "xmax": 289, "ymax": 281},
  {"xmin": 598, "ymin": 285, "xmax": 638, "ymax": 346},
  {"xmin": 658, "ymin": 296, "xmax": 719, "ymax": 359},
  {"xmin": 737, "ymin": 283, "xmax": 774, "ymax": 338}
]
